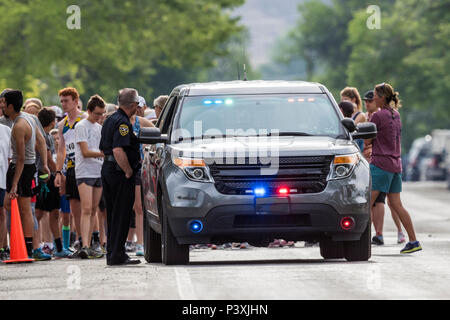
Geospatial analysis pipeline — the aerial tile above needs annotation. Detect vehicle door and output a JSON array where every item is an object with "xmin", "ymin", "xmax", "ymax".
[{"xmin": 143, "ymin": 95, "xmax": 178, "ymax": 219}]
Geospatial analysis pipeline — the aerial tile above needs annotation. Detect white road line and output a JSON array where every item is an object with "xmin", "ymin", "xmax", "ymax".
[{"xmin": 175, "ymin": 267, "xmax": 197, "ymax": 300}]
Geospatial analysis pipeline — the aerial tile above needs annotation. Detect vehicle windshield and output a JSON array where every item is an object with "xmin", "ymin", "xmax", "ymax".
[{"xmin": 173, "ymin": 94, "xmax": 344, "ymax": 141}]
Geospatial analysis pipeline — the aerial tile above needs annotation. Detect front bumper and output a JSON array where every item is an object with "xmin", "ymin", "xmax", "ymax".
[{"xmin": 163, "ymin": 161, "xmax": 371, "ymax": 244}]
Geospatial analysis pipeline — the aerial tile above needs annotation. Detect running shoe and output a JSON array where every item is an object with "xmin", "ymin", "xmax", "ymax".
[
  {"xmin": 400, "ymin": 241, "xmax": 422, "ymax": 254},
  {"xmin": 68, "ymin": 248, "xmax": 83, "ymax": 259},
  {"xmin": 87, "ymin": 246, "xmax": 104, "ymax": 259},
  {"xmin": 231, "ymin": 242, "xmax": 240, "ymax": 249},
  {"xmin": 32, "ymin": 248, "xmax": 52, "ymax": 261},
  {"xmin": 285, "ymin": 241, "xmax": 296, "ymax": 247},
  {"xmin": 135, "ymin": 244, "xmax": 144, "ymax": 256},
  {"xmin": 125, "ymin": 241, "xmax": 136, "ymax": 252},
  {"xmin": 397, "ymin": 232, "xmax": 406, "ymax": 244},
  {"xmin": 91, "ymin": 243, "xmax": 104, "ymax": 257},
  {"xmin": 220, "ymin": 243, "xmax": 232, "ymax": 249},
  {"xmin": 53, "ymin": 248, "xmax": 72, "ymax": 258},
  {"xmin": 42, "ymin": 244, "xmax": 53, "ymax": 255},
  {"xmin": 0, "ymin": 248, "xmax": 8, "ymax": 261},
  {"xmin": 73, "ymin": 240, "xmax": 81, "ymax": 251},
  {"xmin": 78, "ymin": 247, "xmax": 90, "ymax": 259},
  {"xmin": 210, "ymin": 244, "xmax": 217, "ymax": 250},
  {"xmin": 239, "ymin": 242, "xmax": 250, "ymax": 249},
  {"xmin": 268, "ymin": 239, "xmax": 281, "ymax": 248},
  {"xmin": 371, "ymin": 235, "xmax": 384, "ymax": 245}
]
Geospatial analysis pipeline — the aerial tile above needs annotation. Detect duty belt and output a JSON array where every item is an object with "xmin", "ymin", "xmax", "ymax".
[{"xmin": 105, "ymin": 155, "xmax": 116, "ymax": 162}]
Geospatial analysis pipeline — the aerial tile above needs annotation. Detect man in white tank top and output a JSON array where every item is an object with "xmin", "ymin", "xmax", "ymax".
[
  {"xmin": 0, "ymin": 89, "xmax": 49, "ymax": 259},
  {"xmin": 54, "ymin": 88, "xmax": 86, "ymax": 257}
]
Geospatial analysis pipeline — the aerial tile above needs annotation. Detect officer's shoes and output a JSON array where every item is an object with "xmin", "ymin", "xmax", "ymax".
[{"xmin": 107, "ymin": 258, "xmax": 141, "ymax": 266}]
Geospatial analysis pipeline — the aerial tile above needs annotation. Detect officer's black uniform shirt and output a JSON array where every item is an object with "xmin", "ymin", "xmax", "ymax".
[{"xmin": 100, "ymin": 108, "xmax": 140, "ymax": 171}]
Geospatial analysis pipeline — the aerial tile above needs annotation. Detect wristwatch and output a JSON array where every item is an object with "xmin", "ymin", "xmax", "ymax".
[{"xmin": 56, "ymin": 171, "xmax": 62, "ymax": 175}]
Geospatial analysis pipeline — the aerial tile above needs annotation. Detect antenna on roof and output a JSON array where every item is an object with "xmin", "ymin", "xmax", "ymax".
[{"xmin": 243, "ymin": 64, "xmax": 248, "ymax": 81}]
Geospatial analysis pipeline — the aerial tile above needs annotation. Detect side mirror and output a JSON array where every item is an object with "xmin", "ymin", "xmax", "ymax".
[
  {"xmin": 352, "ymin": 122, "xmax": 377, "ymax": 140},
  {"xmin": 341, "ymin": 118, "xmax": 357, "ymax": 132},
  {"xmin": 138, "ymin": 127, "xmax": 168, "ymax": 144}
]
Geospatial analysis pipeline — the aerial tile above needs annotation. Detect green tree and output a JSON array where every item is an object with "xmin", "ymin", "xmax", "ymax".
[
  {"xmin": 0, "ymin": 0, "xmax": 245, "ymax": 105},
  {"xmin": 347, "ymin": 0, "xmax": 450, "ymax": 149},
  {"xmin": 273, "ymin": 0, "xmax": 449, "ymax": 151}
]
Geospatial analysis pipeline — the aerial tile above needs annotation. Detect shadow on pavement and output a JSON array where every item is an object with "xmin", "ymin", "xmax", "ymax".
[{"xmin": 186, "ymin": 259, "xmax": 374, "ymax": 266}]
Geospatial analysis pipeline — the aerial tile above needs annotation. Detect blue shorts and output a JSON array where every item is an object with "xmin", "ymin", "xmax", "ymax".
[
  {"xmin": 370, "ymin": 164, "xmax": 402, "ymax": 193},
  {"xmin": 60, "ymin": 194, "xmax": 71, "ymax": 214}
]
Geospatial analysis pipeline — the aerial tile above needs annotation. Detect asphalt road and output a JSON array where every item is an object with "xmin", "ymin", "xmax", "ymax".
[{"xmin": 1, "ymin": 182, "xmax": 449, "ymax": 300}]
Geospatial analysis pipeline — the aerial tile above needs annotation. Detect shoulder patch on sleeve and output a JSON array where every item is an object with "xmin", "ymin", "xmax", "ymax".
[{"xmin": 119, "ymin": 124, "xmax": 129, "ymax": 136}]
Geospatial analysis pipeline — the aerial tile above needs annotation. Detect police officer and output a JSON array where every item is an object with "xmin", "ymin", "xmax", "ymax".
[{"xmin": 100, "ymin": 88, "xmax": 141, "ymax": 265}]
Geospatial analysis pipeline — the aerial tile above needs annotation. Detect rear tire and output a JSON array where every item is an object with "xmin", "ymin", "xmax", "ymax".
[
  {"xmin": 320, "ymin": 238, "xmax": 344, "ymax": 259},
  {"xmin": 161, "ymin": 195, "xmax": 189, "ymax": 265},
  {"xmin": 343, "ymin": 218, "xmax": 371, "ymax": 262}
]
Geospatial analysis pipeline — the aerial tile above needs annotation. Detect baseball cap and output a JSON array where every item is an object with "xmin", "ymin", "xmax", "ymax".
[
  {"xmin": 144, "ymin": 108, "xmax": 156, "ymax": 120},
  {"xmin": 363, "ymin": 90, "xmax": 374, "ymax": 100},
  {"xmin": 50, "ymin": 105, "xmax": 63, "ymax": 118},
  {"xmin": 138, "ymin": 96, "xmax": 146, "ymax": 108}
]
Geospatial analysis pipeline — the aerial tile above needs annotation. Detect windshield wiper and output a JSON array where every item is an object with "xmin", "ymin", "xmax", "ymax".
[
  {"xmin": 177, "ymin": 134, "xmax": 236, "ymax": 142},
  {"xmin": 263, "ymin": 132, "xmax": 312, "ymax": 137}
]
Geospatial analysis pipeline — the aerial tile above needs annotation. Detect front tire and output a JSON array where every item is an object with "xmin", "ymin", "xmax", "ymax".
[
  {"xmin": 161, "ymin": 195, "xmax": 189, "ymax": 265},
  {"xmin": 343, "ymin": 218, "xmax": 371, "ymax": 262},
  {"xmin": 143, "ymin": 209, "xmax": 162, "ymax": 263},
  {"xmin": 320, "ymin": 238, "xmax": 344, "ymax": 259}
]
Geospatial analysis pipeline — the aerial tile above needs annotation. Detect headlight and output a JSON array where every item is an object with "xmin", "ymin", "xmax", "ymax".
[
  {"xmin": 172, "ymin": 157, "xmax": 214, "ymax": 183},
  {"xmin": 328, "ymin": 153, "xmax": 360, "ymax": 180}
]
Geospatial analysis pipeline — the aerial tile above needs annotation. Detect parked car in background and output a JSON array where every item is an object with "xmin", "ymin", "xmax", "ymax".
[
  {"xmin": 405, "ymin": 136, "xmax": 432, "ymax": 181},
  {"xmin": 444, "ymin": 134, "xmax": 450, "ymax": 189},
  {"xmin": 401, "ymin": 154, "xmax": 409, "ymax": 181},
  {"xmin": 425, "ymin": 130, "xmax": 450, "ymax": 181}
]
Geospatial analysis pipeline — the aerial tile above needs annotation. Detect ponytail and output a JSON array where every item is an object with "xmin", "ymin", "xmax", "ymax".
[
  {"xmin": 375, "ymin": 83, "xmax": 402, "ymax": 110},
  {"xmin": 390, "ymin": 91, "xmax": 402, "ymax": 110}
]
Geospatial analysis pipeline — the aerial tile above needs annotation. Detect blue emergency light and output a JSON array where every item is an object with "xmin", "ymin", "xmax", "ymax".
[{"xmin": 189, "ymin": 220, "xmax": 204, "ymax": 233}]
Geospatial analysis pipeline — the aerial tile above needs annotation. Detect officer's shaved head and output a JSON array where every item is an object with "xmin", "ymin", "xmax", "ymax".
[{"xmin": 118, "ymin": 88, "xmax": 139, "ymax": 109}]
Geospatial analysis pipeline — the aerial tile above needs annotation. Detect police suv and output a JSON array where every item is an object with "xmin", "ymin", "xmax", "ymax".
[{"xmin": 139, "ymin": 81, "xmax": 377, "ymax": 265}]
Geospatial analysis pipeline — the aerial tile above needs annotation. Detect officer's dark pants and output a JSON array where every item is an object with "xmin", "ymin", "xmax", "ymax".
[{"xmin": 101, "ymin": 162, "xmax": 135, "ymax": 265}]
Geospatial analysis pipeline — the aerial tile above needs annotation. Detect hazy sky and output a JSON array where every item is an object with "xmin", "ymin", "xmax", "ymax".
[{"xmin": 233, "ymin": 0, "xmax": 301, "ymax": 67}]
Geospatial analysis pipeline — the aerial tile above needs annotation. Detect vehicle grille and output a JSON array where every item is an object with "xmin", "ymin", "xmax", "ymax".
[{"xmin": 208, "ymin": 156, "xmax": 333, "ymax": 195}]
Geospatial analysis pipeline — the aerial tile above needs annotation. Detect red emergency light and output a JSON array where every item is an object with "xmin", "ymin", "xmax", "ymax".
[{"xmin": 340, "ymin": 217, "xmax": 355, "ymax": 231}]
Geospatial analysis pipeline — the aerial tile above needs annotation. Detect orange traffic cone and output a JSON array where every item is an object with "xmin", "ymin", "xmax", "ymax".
[{"xmin": 3, "ymin": 198, "xmax": 34, "ymax": 263}]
